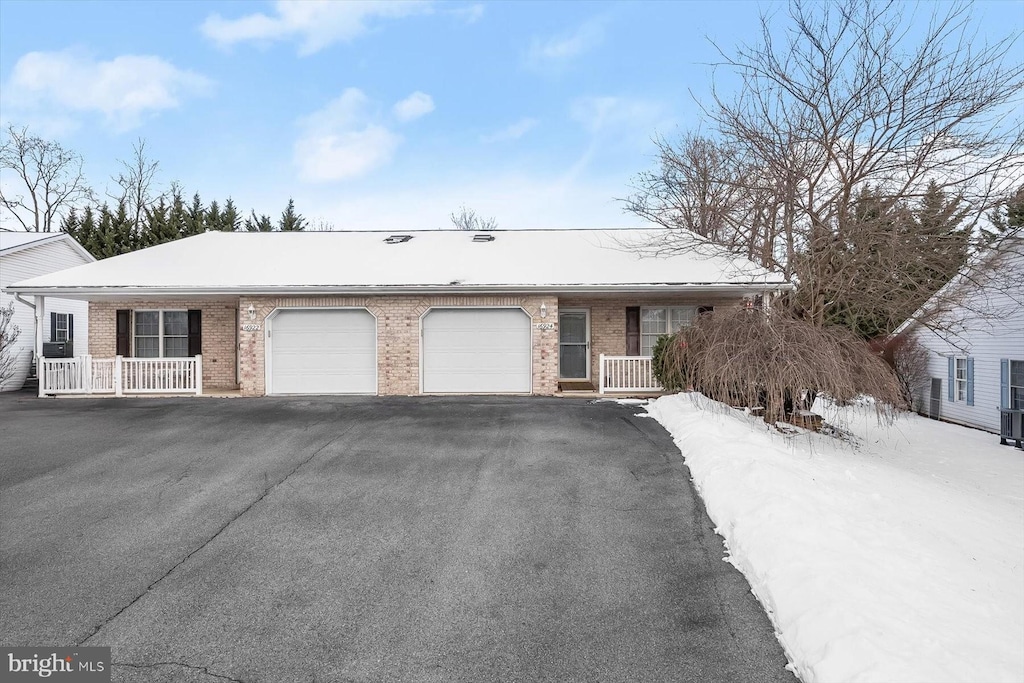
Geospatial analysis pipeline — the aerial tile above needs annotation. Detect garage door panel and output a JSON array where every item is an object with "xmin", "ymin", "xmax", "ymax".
[
  {"xmin": 422, "ymin": 309, "xmax": 531, "ymax": 393},
  {"xmin": 270, "ymin": 310, "xmax": 376, "ymax": 394}
]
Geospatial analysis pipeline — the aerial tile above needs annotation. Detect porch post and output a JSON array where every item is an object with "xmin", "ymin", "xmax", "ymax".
[
  {"xmin": 114, "ymin": 355, "xmax": 123, "ymax": 397},
  {"xmin": 195, "ymin": 355, "xmax": 203, "ymax": 396},
  {"xmin": 599, "ymin": 354, "xmax": 606, "ymax": 395},
  {"xmin": 34, "ymin": 296, "xmax": 45, "ymax": 398}
]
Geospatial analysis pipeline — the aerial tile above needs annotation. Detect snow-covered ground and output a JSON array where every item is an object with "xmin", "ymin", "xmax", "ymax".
[{"xmin": 644, "ymin": 394, "xmax": 1024, "ymax": 683}]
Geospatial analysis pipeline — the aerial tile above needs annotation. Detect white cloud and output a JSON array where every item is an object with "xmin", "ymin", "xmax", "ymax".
[
  {"xmin": 527, "ymin": 17, "xmax": 606, "ymax": 70},
  {"xmin": 4, "ymin": 49, "xmax": 211, "ymax": 131},
  {"xmin": 201, "ymin": 0, "xmax": 432, "ymax": 55},
  {"xmin": 296, "ymin": 171, "xmax": 644, "ymax": 231},
  {"xmin": 480, "ymin": 117, "xmax": 538, "ymax": 143},
  {"xmin": 570, "ymin": 96, "xmax": 664, "ymax": 134},
  {"xmin": 393, "ymin": 91, "xmax": 435, "ymax": 122},
  {"xmin": 450, "ymin": 3, "xmax": 484, "ymax": 24},
  {"xmin": 294, "ymin": 88, "xmax": 403, "ymax": 183}
]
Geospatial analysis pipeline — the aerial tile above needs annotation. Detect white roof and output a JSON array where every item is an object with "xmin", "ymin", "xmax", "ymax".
[
  {"xmin": 6, "ymin": 228, "xmax": 791, "ymax": 297},
  {"xmin": 0, "ymin": 230, "xmax": 95, "ymax": 262},
  {"xmin": 0, "ymin": 231, "xmax": 64, "ymax": 254}
]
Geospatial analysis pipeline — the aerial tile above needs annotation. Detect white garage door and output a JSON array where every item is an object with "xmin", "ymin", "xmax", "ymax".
[
  {"xmin": 422, "ymin": 308, "xmax": 531, "ymax": 393},
  {"xmin": 269, "ymin": 309, "xmax": 376, "ymax": 395}
]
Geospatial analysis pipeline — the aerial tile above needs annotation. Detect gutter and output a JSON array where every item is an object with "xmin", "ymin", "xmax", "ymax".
[{"xmin": 6, "ymin": 282, "xmax": 796, "ymax": 298}]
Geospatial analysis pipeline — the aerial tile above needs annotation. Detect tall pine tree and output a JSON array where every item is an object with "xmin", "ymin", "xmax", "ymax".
[{"xmin": 278, "ymin": 198, "xmax": 307, "ymax": 232}]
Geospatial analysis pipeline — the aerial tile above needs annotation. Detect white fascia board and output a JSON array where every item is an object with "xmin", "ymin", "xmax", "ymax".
[{"xmin": 3, "ymin": 281, "xmax": 795, "ymax": 299}]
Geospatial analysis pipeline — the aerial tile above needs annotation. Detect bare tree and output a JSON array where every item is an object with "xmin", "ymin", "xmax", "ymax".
[
  {"xmin": 109, "ymin": 138, "xmax": 161, "ymax": 233},
  {"xmin": 0, "ymin": 302, "xmax": 22, "ymax": 389},
  {"xmin": 627, "ymin": 0, "xmax": 1024, "ymax": 338},
  {"xmin": 450, "ymin": 205, "xmax": 498, "ymax": 231},
  {"xmin": 0, "ymin": 125, "xmax": 93, "ymax": 232}
]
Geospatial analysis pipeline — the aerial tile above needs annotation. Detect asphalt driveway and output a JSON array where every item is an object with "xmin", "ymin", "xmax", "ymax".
[{"xmin": 0, "ymin": 394, "xmax": 795, "ymax": 682}]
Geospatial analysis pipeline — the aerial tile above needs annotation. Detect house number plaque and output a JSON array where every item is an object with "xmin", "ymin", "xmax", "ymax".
[
  {"xmin": 535, "ymin": 322, "xmax": 556, "ymax": 330},
  {"xmin": 241, "ymin": 323, "xmax": 262, "ymax": 331}
]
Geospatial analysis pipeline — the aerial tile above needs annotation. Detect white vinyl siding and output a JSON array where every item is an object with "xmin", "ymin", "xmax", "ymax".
[
  {"xmin": 422, "ymin": 308, "xmax": 531, "ymax": 393},
  {"xmin": 909, "ymin": 249, "xmax": 1024, "ymax": 433},
  {"xmin": 134, "ymin": 310, "xmax": 188, "ymax": 358},
  {"xmin": 0, "ymin": 238, "xmax": 92, "ymax": 391},
  {"xmin": 641, "ymin": 306, "xmax": 696, "ymax": 356},
  {"xmin": 268, "ymin": 309, "xmax": 376, "ymax": 395}
]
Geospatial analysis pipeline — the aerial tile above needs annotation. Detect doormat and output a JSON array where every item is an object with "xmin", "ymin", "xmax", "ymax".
[{"xmin": 558, "ymin": 381, "xmax": 596, "ymax": 392}]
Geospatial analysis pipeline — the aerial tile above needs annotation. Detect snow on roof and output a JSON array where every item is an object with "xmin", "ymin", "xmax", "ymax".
[
  {"xmin": 0, "ymin": 231, "xmax": 65, "ymax": 255},
  {"xmin": 7, "ymin": 228, "xmax": 792, "ymax": 296}
]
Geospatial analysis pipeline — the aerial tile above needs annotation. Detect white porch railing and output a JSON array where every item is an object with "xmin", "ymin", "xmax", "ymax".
[
  {"xmin": 599, "ymin": 354, "xmax": 662, "ymax": 394},
  {"xmin": 39, "ymin": 356, "xmax": 202, "ymax": 396}
]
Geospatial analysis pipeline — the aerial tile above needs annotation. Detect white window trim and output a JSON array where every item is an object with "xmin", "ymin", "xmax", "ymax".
[
  {"xmin": 1011, "ymin": 359, "xmax": 1024, "ymax": 410},
  {"xmin": 640, "ymin": 306, "xmax": 697, "ymax": 356},
  {"xmin": 134, "ymin": 309, "xmax": 189, "ymax": 358},
  {"xmin": 54, "ymin": 313, "xmax": 70, "ymax": 342},
  {"xmin": 954, "ymin": 357, "xmax": 968, "ymax": 402}
]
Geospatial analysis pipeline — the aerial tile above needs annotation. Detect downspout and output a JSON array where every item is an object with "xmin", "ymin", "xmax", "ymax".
[{"xmin": 14, "ymin": 294, "xmax": 43, "ymax": 387}]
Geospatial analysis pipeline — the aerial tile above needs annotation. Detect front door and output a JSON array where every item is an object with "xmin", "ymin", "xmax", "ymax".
[{"xmin": 559, "ymin": 310, "xmax": 589, "ymax": 379}]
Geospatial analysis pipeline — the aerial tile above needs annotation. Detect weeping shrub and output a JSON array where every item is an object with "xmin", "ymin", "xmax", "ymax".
[
  {"xmin": 654, "ymin": 308, "xmax": 907, "ymax": 424},
  {"xmin": 651, "ymin": 333, "xmax": 684, "ymax": 392}
]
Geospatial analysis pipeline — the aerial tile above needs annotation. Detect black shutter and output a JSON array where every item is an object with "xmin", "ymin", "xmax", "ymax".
[
  {"xmin": 626, "ymin": 306, "xmax": 640, "ymax": 356},
  {"xmin": 116, "ymin": 310, "xmax": 130, "ymax": 356},
  {"xmin": 68, "ymin": 314, "xmax": 74, "ymax": 342},
  {"xmin": 188, "ymin": 309, "xmax": 202, "ymax": 357},
  {"xmin": 50, "ymin": 312, "xmax": 57, "ymax": 342},
  {"xmin": 697, "ymin": 305, "xmax": 714, "ymax": 316}
]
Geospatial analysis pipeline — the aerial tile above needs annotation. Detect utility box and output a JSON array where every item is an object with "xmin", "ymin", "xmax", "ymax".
[
  {"xmin": 1000, "ymin": 409, "xmax": 1023, "ymax": 449},
  {"xmin": 42, "ymin": 342, "xmax": 74, "ymax": 358}
]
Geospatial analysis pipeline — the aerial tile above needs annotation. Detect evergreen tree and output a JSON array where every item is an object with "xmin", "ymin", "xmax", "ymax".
[
  {"xmin": 77, "ymin": 207, "xmax": 98, "ymax": 257},
  {"xmin": 222, "ymin": 198, "xmax": 241, "ymax": 232},
  {"xmin": 168, "ymin": 186, "xmax": 189, "ymax": 239},
  {"xmin": 142, "ymin": 197, "xmax": 178, "ymax": 247},
  {"xmin": 278, "ymin": 198, "xmax": 306, "ymax": 231},
  {"xmin": 244, "ymin": 210, "xmax": 274, "ymax": 232},
  {"xmin": 61, "ymin": 208, "xmax": 81, "ymax": 242},
  {"xmin": 986, "ymin": 185, "xmax": 1024, "ymax": 242},
  {"xmin": 111, "ymin": 200, "xmax": 136, "ymax": 256},
  {"xmin": 206, "ymin": 200, "xmax": 223, "ymax": 233},
  {"xmin": 93, "ymin": 205, "xmax": 118, "ymax": 259},
  {"xmin": 183, "ymin": 193, "xmax": 205, "ymax": 237}
]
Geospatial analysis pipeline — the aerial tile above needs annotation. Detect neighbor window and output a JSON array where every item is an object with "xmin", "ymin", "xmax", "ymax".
[
  {"xmin": 641, "ymin": 307, "xmax": 696, "ymax": 356},
  {"xmin": 954, "ymin": 357, "xmax": 968, "ymax": 402},
  {"xmin": 1011, "ymin": 360, "xmax": 1024, "ymax": 410},
  {"xmin": 52, "ymin": 313, "xmax": 71, "ymax": 342},
  {"xmin": 134, "ymin": 310, "xmax": 189, "ymax": 358}
]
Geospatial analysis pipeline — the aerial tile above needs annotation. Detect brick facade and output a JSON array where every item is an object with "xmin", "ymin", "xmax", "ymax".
[
  {"xmin": 88, "ymin": 299, "xmax": 239, "ymax": 390},
  {"xmin": 89, "ymin": 292, "xmax": 746, "ymax": 396},
  {"xmin": 239, "ymin": 294, "xmax": 559, "ymax": 396},
  {"xmin": 558, "ymin": 295, "xmax": 743, "ymax": 382}
]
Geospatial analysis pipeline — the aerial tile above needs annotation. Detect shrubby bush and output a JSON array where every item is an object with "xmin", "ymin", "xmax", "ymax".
[{"xmin": 652, "ymin": 308, "xmax": 907, "ymax": 424}]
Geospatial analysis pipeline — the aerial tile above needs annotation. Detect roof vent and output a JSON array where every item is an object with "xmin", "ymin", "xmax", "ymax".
[
  {"xmin": 472, "ymin": 233, "xmax": 495, "ymax": 242},
  {"xmin": 384, "ymin": 234, "xmax": 413, "ymax": 244}
]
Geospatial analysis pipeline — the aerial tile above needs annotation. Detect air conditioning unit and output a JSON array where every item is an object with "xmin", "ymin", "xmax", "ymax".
[
  {"xmin": 1000, "ymin": 409, "xmax": 1023, "ymax": 449},
  {"xmin": 42, "ymin": 342, "xmax": 74, "ymax": 358}
]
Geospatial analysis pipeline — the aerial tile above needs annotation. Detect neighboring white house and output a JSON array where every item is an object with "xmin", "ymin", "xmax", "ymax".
[
  {"xmin": 897, "ymin": 234, "xmax": 1024, "ymax": 434},
  {"xmin": 0, "ymin": 231, "xmax": 94, "ymax": 391}
]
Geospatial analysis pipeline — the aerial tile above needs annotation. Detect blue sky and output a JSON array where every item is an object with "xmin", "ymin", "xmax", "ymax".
[{"xmin": 1, "ymin": 0, "xmax": 1021, "ymax": 230}]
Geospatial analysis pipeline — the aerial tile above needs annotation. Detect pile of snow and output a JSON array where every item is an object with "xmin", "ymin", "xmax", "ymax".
[{"xmin": 645, "ymin": 394, "xmax": 1024, "ymax": 683}]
